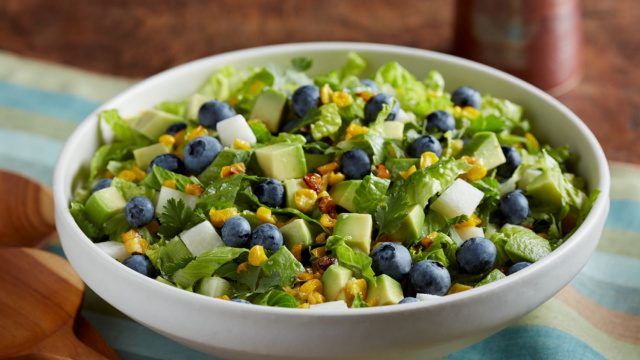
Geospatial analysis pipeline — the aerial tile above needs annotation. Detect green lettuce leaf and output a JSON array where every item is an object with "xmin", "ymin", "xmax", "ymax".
[
  {"xmin": 155, "ymin": 100, "xmax": 187, "ymax": 118},
  {"xmin": 197, "ymin": 174, "xmax": 244, "ymax": 211},
  {"xmin": 424, "ymin": 70, "xmax": 445, "ymax": 92},
  {"xmin": 252, "ymin": 289, "xmax": 298, "ymax": 308},
  {"xmin": 339, "ymin": 52, "xmax": 367, "ymax": 79},
  {"xmin": 351, "ymin": 293, "xmax": 369, "ymax": 308},
  {"xmin": 291, "ymin": 57, "xmax": 313, "ymax": 72},
  {"xmin": 100, "ymin": 109, "xmax": 151, "ymax": 146},
  {"xmin": 69, "ymin": 202, "xmax": 103, "ymax": 239},
  {"xmin": 89, "ymin": 143, "xmax": 132, "ymax": 182},
  {"xmin": 374, "ymin": 61, "xmax": 430, "ymax": 118},
  {"xmin": 198, "ymin": 65, "xmax": 243, "ymax": 101},
  {"xmin": 143, "ymin": 165, "xmax": 201, "ymax": 192},
  {"xmin": 248, "ymin": 120, "xmax": 272, "ymax": 143},
  {"xmin": 155, "ymin": 237, "xmax": 194, "ymax": 276},
  {"xmin": 267, "ymin": 133, "xmax": 307, "ymax": 145},
  {"xmin": 325, "ymin": 235, "xmax": 375, "ymax": 281},
  {"xmin": 336, "ymin": 133, "xmax": 385, "ymax": 164},
  {"xmin": 198, "ymin": 149, "xmax": 252, "ymax": 185},
  {"xmin": 401, "ymin": 158, "xmax": 472, "ymax": 207},
  {"xmin": 111, "ymin": 177, "xmax": 156, "ymax": 200},
  {"xmin": 172, "ymin": 247, "xmax": 248, "ymax": 288},
  {"xmin": 354, "ymin": 175, "xmax": 390, "ymax": 215},
  {"xmin": 260, "ymin": 247, "xmax": 305, "ymax": 288},
  {"xmin": 311, "ymin": 103, "xmax": 342, "ymax": 140}
]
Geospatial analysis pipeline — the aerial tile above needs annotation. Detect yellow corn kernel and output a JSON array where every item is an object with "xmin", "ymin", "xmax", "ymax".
[
  {"xmin": 420, "ymin": 232, "xmax": 439, "ymax": 248},
  {"xmin": 233, "ymin": 138, "xmax": 252, "ymax": 150},
  {"xmin": 460, "ymin": 155, "xmax": 477, "ymax": 165},
  {"xmin": 345, "ymin": 278, "xmax": 367, "ymax": 301},
  {"xmin": 453, "ymin": 106, "xmax": 463, "ymax": 118},
  {"xmin": 185, "ymin": 183, "xmax": 204, "ymax": 196},
  {"xmin": 248, "ymin": 245, "xmax": 268, "ymax": 266},
  {"xmin": 419, "ymin": 151, "xmax": 439, "ymax": 169},
  {"xmin": 291, "ymin": 243, "xmax": 303, "ymax": 261},
  {"xmin": 300, "ymin": 279, "xmax": 324, "ymax": 296},
  {"xmin": 525, "ymin": 132, "xmax": 540, "ymax": 151},
  {"xmin": 462, "ymin": 106, "xmax": 479, "ymax": 119},
  {"xmin": 250, "ymin": 80, "xmax": 265, "ymax": 95},
  {"xmin": 344, "ymin": 122, "xmax": 369, "ymax": 140},
  {"xmin": 228, "ymin": 97, "xmax": 238, "ymax": 107},
  {"xmin": 463, "ymin": 163, "xmax": 488, "ymax": 181},
  {"xmin": 117, "ymin": 169, "xmax": 137, "ymax": 182},
  {"xmin": 399, "ymin": 165, "xmax": 417, "ymax": 180},
  {"xmin": 256, "ymin": 207, "xmax": 277, "ymax": 224},
  {"xmin": 188, "ymin": 126, "xmax": 208, "ymax": 141},
  {"xmin": 294, "ymin": 189, "xmax": 318, "ymax": 213},
  {"xmin": 284, "ymin": 286, "xmax": 299, "ymax": 297},
  {"xmin": 131, "ymin": 167, "xmax": 146, "ymax": 181},
  {"xmin": 307, "ymin": 291, "xmax": 325, "ymax": 305},
  {"xmin": 320, "ymin": 84, "xmax": 333, "ymax": 104},
  {"xmin": 448, "ymin": 283, "xmax": 473, "ymax": 295},
  {"xmin": 317, "ymin": 162, "xmax": 339, "ymax": 175},
  {"xmin": 158, "ymin": 134, "xmax": 175, "ymax": 147},
  {"xmin": 450, "ymin": 139, "xmax": 465, "ymax": 154},
  {"xmin": 310, "ymin": 246, "xmax": 326, "ymax": 259},
  {"xmin": 298, "ymin": 303, "xmax": 310, "ymax": 309},
  {"xmin": 332, "ymin": 91, "xmax": 354, "ymax": 108},
  {"xmin": 320, "ymin": 214, "xmax": 336, "ymax": 229},
  {"xmin": 236, "ymin": 261, "xmax": 250, "ymax": 273},
  {"xmin": 327, "ymin": 171, "xmax": 346, "ymax": 186},
  {"xmin": 318, "ymin": 190, "xmax": 330, "ymax": 198},
  {"xmin": 209, "ymin": 207, "xmax": 239, "ymax": 227},
  {"xmin": 124, "ymin": 236, "xmax": 148, "ymax": 255},
  {"xmin": 121, "ymin": 229, "xmax": 140, "ymax": 243},
  {"xmin": 296, "ymin": 272, "xmax": 315, "ymax": 282},
  {"xmin": 220, "ymin": 162, "xmax": 246, "ymax": 177},
  {"xmin": 218, "ymin": 295, "xmax": 231, "ymax": 300},
  {"xmin": 174, "ymin": 129, "xmax": 186, "ymax": 147},
  {"xmin": 455, "ymin": 213, "xmax": 482, "ymax": 229},
  {"xmin": 314, "ymin": 233, "xmax": 327, "ymax": 245},
  {"xmin": 162, "ymin": 179, "xmax": 177, "ymax": 189}
]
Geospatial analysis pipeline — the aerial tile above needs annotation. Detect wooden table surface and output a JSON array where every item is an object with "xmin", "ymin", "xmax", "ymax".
[{"xmin": 1, "ymin": 0, "xmax": 638, "ymax": 163}]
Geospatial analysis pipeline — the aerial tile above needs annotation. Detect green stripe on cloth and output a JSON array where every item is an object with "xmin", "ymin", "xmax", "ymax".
[
  {"xmin": 0, "ymin": 107, "xmax": 78, "ymax": 140},
  {"xmin": 597, "ymin": 228, "xmax": 640, "ymax": 258}
]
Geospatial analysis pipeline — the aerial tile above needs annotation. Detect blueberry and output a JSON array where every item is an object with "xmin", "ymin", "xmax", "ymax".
[
  {"xmin": 409, "ymin": 260, "xmax": 451, "ymax": 296},
  {"xmin": 125, "ymin": 196, "xmax": 155, "ymax": 228},
  {"xmin": 340, "ymin": 148, "xmax": 371, "ymax": 180},
  {"xmin": 371, "ymin": 242, "xmax": 412, "ymax": 281},
  {"xmin": 165, "ymin": 122, "xmax": 187, "ymax": 135},
  {"xmin": 280, "ymin": 120, "xmax": 298, "ymax": 133},
  {"xmin": 231, "ymin": 298, "xmax": 251, "ymax": 304},
  {"xmin": 507, "ymin": 261, "xmax": 532, "ymax": 275},
  {"xmin": 408, "ymin": 135, "xmax": 442, "ymax": 158},
  {"xmin": 451, "ymin": 86, "xmax": 482, "ymax": 109},
  {"xmin": 456, "ymin": 237, "xmax": 497, "ymax": 274},
  {"xmin": 360, "ymin": 79, "xmax": 379, "ymax": 92},
  {"xmin": 122, "ymin": 254, "xmax": 156, "ymax": 277},
  {"xmin": 499, "ymin": 190, "xmax": 530, "ymax": 224},
  {"xmin": 364, "ymin": 93, "xmax": 400, "ymax": 123},
  {"xmin": 425, "ymin": 110, "xmax": 455, "ymax": 133},
  {"xmin": 303, "ymin": 133, "xmax": 313, "ymax": 143},
  {"xmin": 183, "ymin": 136, "xmax": 222, "ymax": 175},
  {"xmin": 291, "ymin": 85, "xmax": 320, "ymax": 118},
  {"xmin": 253, "ymin": 178, "xmax": 285, "ymax": 208},
  {"xmin": 148, "ymin": 153, "xmax": 185, "ymax": 174},
  {"xmin": 496, "ymin": 146, "xmax": 521, "ymax": 181},
  {"xmin": 198, "ymin": 100, "xmax": 236, "ymax": 129},
  {"xmin": 221, "ymin": 216, "xmax": 252, "ymax": 248},
  {"xmin": 249, "ymin": 223, "xmax": 283, "ymax": 253},
  {"xmin": 91, "ymin": 178, "xmax": 112, "ymax": 193},
  {"xmin": 399, "ymin": 297, "xmax": 419, "ymax": 304}
]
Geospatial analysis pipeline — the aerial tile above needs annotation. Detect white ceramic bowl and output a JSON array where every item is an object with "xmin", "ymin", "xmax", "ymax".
[{"xmin": 53, "ymin": 42, "xmax": 610, "ymax": 359}]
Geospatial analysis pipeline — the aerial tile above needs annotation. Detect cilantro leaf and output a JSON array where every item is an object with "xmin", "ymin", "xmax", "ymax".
[
  {"xmin": 351, "ymin": 293, "xmax": 369, "ymax": 308},
  {"xmin": 158, "ymin": 198, "xmax": 205, "ymax": 239}
]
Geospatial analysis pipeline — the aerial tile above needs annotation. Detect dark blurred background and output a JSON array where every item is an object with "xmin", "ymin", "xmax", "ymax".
[{"xmin": 0, "ymin": 0, "xmax": 638, "ymax": 161}]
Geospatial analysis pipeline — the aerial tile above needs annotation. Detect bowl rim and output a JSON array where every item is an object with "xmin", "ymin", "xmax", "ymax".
[{"xmin": 53, "ymin": 41, "xmax": 610, "ymax": 316}]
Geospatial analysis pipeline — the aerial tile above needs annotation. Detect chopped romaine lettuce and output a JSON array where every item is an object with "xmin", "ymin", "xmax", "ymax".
[{"xmin": 310, "ymin": 103, "xmax": 342, "ymax": 141}]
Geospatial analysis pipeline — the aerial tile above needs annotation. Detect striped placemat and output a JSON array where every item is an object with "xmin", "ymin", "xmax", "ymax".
[{"xmin": 1, "ymin": 51, "xmax": 637, "ymax": 360}]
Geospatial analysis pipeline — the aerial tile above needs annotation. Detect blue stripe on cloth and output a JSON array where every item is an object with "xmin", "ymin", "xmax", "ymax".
[
  {"xmin": 447, "ymin": 325, "xmax": 605, "ymax": 360},
  {"xmin": 571, "ymin": 272, "xmax": 640, "ymax": 315},
  {"xmin": 607, "ymin": 200, "xmax": 640, "ymax": 232},
  {"xmin": 0, "ymin": 81, "xmax": 100, "ymax": 122},
  {"xmin": 0, "ymin": 128, "xmax": 63, "ymax": 185},
  {"xmin": 580, "ymin": 252, "xmax": 640, "ymax": 289}
]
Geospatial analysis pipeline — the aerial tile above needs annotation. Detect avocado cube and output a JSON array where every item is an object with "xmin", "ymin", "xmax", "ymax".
[
  {"xmin": 525, "ymin": 171, "xmax": 563, "ymax": 210},
  {"xmin": 130, "ymin": 109, "xmax": 182, "ymax": 140},
  {"xmin": 329, "ymin": 180, "xmax": 361, "ymax": 212},
  {"xmin": 186, "ymin": 93, "xmax": 209, "ymax": 121},
  {"xmin": 460, "ymin": 131, "xmax": 506, "ymax": 170},
  {"xmin": 366, "ymin": 274, "xmax": 404, "ymax": 306},
  {"xmin": 283, "ymin": 179, "xmax": 308, "ymax": 208},
  {"xmin": 280, "ymin": 219, "xmax": 314, "ymax": 250},
  {"xmin": 475, "ymin": 269, "xmax": 506, "ymax": 287},
  {"xmin": 196, "ymin": 276, "xmax": 232, "ymax": 298},
  {"xmin": 255, "ymin": 143, "xmax": 307, "ymax": 180},
  {"xmin": 388, "ymin": 204, "xmax": 425, "ymax": 245},
  {"xmin": 85, "ymin": 187, "xmax": 127, "ymax": 224},
  {"xmin": 321, "ymin": 264, "xmax": 353, "ymax": 301},
  {"xmin": 305, "ymin": 153, "xmax": 332, "ymax": 173},
  {"xmin": 333, "ymin": 213, "xmax": 373, "ymax": 254},
  {"xmin": 250, "ymin": 89, "xmax": 287, "ymax": 132},
  {"xmin": 133, "ymin": 143, "xmax": 170, "ymax": 169}
]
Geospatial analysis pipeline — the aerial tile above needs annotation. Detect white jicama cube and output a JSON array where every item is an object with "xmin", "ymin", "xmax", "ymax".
[
  {"xmin": 216, "ymin": 114, "xmax": 257, "ymax": 147},
  {"xmin": 156, "ymin": 186, "xmax": 198, "ymax": 217},
  {"xmin": 95, "ymin": 241, "xmax": 129, "ymax": 262},
  {"xmin": 309, "ymin": 300, "xmax": 349, "ymax": 310},
  {"xmin": 430, "ymin": 179, "xmax": 484, "ymax": 219},
  {"xmin": 454, "ymin": 226, "xmax": 485, "ymax": 241},
  {"xmin": 180, "ymin": 221, "xmax": 224, "ymax": 256},
  {"xmin": 382, "ymin": 121, "xmax": 404, "ymax": 140},
  {"xmin": 416, "ymin": 293, "xmax": 443, "ymax": 302}
]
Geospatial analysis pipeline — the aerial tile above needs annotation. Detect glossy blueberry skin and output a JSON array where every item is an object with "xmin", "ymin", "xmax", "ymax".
[
  {"xmin": 371, "ymin": 242, "xmax": 412, "ymax": 281},
  {"xmin": 148, "ymin": 153, "xmax": 185, "ymax": 174},
  {"xmin": 123, "ymin": 254, "xmax": 156, "ymax": 277},
  {"xmin": 408, "ymin": 135, "xmax": 443, "ymax": 158},
  {"xmin": 451, "ymin": 86, "xmax": 482, "ymax": 109},
  {"xmin": 500, "ymin": 190, "xmax": 530, "ymax": 224},
  {"xmin": 124, "ymin": 196, "xmax": 155, "ymax": 228},
  {"xmin": 340, "ymin": 148, "xmax": 372, "ymax": 180},
  {"xmin": 507, "ymin": 261, "xmax": 532, "ymax": 275},
  {"xmin": 425, "ymin": 110, "xmax": 455, "ymax": 133},
  {"xmin": 456, "ymin": 237, "xmax": 497, "ymax": 274},
  {"xmin": 399, "ymin": 297, "xmax": 419, "ymax": 304},
  {"xmin": 198, "ymin": 100, "xmax": 237, "ymax": 129},
  {"xmin": 183, "ymin": 136, "xmax": 222, "ymax": 175},
  {"xmin": 409, "ymin": 260, "xmax": 451, "ymax": 296},
  {"xmin": 497, "ymin": 146, "xmax": 522, "ymax": 181},
  {"xmin": 231, "ymin": 298, "xmax": 251, "ymax": 304},
  {"xmin": 364, "ymin": 93, "xmax": 400, "ymax": 123},
  {"xmin": 253, "ymin": 178, "xmax": 285, "ymax": 208},
  {"xmin": 221, "ymin": 216, "xmax": 252, "ymax": 248},
  {"xmin": 360, "ymin": 79, "xmax": 379, "ymax": 92},
  {"xmin": 91, "ymin": 178, "xmax": 112, "ymax": 193},
  {"xmin": 249, "ymin": 223, "xmax": 284, "ymax": 253},
  {"xmin": 291, "ymin": 85, "xmax": 320, "ymax": 118},
  {"xmin": 165, "ymin": 122, "xmax": 187, "ymax": 135}
]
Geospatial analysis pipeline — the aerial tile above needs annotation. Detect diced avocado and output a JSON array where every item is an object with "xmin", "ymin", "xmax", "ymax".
[
  {"xmin": 305, "ymin": 153, "xmax": 332, "ymax": 172},
  {"xmin": 280, "ymin": 219, "xmax": 314, "ymax": 250},
  {"xmin": 460, "ymin": 131, "xmax": 506, "ymax": 170},
  {"xmin": 133, "ymin": 143, "xmax": 170, "ymax": 169},
  {"xmin": 366, "ymin": 274, "xmax": 404, "ymax": 306},
  {"xmin": 517, "ymin": 168, "xmax": 542, "ymax": 189},
  {"xmin": 381, "ymin": 121, "xmax": 404, "ymax": 140},
  {"xmin": 186, "ymin": 93, "xmax": 208, "ymax": 121},
  {"xmin": 333, "ymin": 213, "xmax": 373, "ymax": 254},
  {"xmin": 130, "ymin": 109, "xmax": 182, "ymax": 140},
  {"xmin": 85, "ymin": 187, "xmax": 127, "ymax": 224},
  {"xmin": 156, "ymin": 186, "xmax": 198, "ymax": 217},
  {"xmin": 250, "ymin": 89, "xmax": 288, "ymax": 132},
  {"xmin": 388, "ymin": 204, "xmax": 425, "ymax": 245},
  {"xmin": 196, "ymin": 276, "xmax": 232, "ymax": 298},
  {"xmin": 255, "ymin": 143, "xmax": 307, "ymax": 180},
  {"xmin": 503, "ymin": 225, "xmax": 552, "ymax": 263},
  {"xmin": 283, "ymin": 179, "xmax": 307, "ymax": 208},
  {"xmin": 321, "ymin": 264, "xmax": 353, "ymax": 301},
  {"xmin": 475, "ymin": 269, "xmax": 506, "ymax": 287},
  {"xmin": 526, "ymin": 171, "xmax": 563, "ymax": 210},
  {"xmin": 329, "ymin": 180, "xmax": 361, "ymax": 212},
  {"xmin": 179, "ymin": 221, "xmax": 224, "ymax": 256}
]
